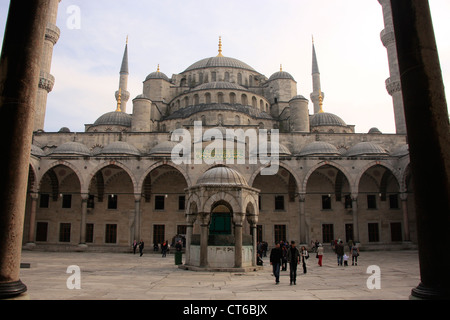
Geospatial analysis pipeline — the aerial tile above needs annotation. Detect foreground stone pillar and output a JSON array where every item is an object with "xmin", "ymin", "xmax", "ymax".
[
  {"xmin": 390, "ymin": 0, "xmax": 450, "ymax": 299},
  {"xmin": 0, "ymin": 0, "xmax": 50, "ymax": 299},
  {"xmin": 185, "ymin": 213, "xmax": 197, "ymax": 266},
  {"xmin": 351, "ymin": 194, "xmax": 360, "ymax": 243},
  {"xmin": 26, "ymin": 193, "xmax": 39, "ymax": 245},
  {"xmin": 134, "ymin": 194, "xmax": 141, "ymax": 242}
]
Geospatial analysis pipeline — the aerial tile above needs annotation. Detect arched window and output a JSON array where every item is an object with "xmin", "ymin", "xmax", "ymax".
[
  {"xmin": 229, "ymin": 92, "xmax": 236, "ymax": 104},
  {"xmin": 194, "ymin": 94, "xmax": 200, "ymax": 105},
  {"xmin": 218, "ymin": 114, "xmax": 223, "ymax": 125},
  {"xmin": 252, "ymin": 96, "xmax": 257, "ymax": 108},
  {"xmin": 225, "ymin": 72, "xmax": 230, "ymax": 82},
  {"xmin": 237, "ymin": 73, "xmax": 242, "ymax": 85},
  {"xmin": 211, "ymin": 72, "xmax": 217, "ymax": 82},
  {"xmin": 241, "ymin": 94, "xmax": 248, "ymax": 106},
  {"xmin": 217, "ymin": 92, "xmax": 224, "ymax": 103},
  {"xmin": 184, "ymin": 96, "xmax": 189, "ymax": 108},
  {"xmin": 180, "ymin": 78, "xmax": 187, "ymax": 87},
  {"xmin": 201, "ymin": 115, "xmax": 206, "ymax": 126},
  {"xmin": 249, "ymin": 75, "xmax": 253, "ymax": 86},
  {"xmin": 235, "ymin": 115, "xmax": 240, "ymax": 125},
  {"xmin": 199, "ymin": 72, "xmax": 204, "ymax": 83},
  {"xmin": 260, "ymin": 99, "xmax": 264, "ymax": 111},
  {"xmin": 205, "ymin": 93, "xmax": 211, "ymax": 104}
]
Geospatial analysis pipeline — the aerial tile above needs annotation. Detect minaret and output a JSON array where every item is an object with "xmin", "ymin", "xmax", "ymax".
[
  {"xmin": 115, "ymin": 37, "xmax": 130, "ymax": 113},
  {"xmin": 33, "ymin": 0, "xmax": 61, "ymax": 131},
  {"xmin": 378, "ymin": 0, "xmax": 406, "ymax": 134},
  {"xmin": 310, "ymin": 37, "xmax": 324, "ymax": 114}
]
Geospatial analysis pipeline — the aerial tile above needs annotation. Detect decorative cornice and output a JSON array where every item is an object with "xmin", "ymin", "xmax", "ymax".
[{"xmin": 38, "ymin": 71, "xmax": 55, "ymax": 93}]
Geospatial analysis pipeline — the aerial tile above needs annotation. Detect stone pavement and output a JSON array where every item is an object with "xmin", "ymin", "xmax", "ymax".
[{"xmin": 18, "ymin": 249, "xmax": 420, "ymax": 300}]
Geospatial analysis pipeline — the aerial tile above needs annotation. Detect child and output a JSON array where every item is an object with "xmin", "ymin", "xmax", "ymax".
[{"xmin": 343, "ymin": 254, "xmax": 349, "ymax": 266}]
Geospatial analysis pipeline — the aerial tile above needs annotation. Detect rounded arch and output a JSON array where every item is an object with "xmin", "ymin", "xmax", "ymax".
[
  {"xmin": 202, "ymin": 191, "xmax": 241, "ymax": 214},
  {"xmin": 354, "ymin": 161, "xmax": 401, "ymax": 193},
  {"xmin": 243, "ymin": 193, "xmax": 258, "ymax": 215},
  {"xmin": 249, "ymin": 161, "xmax": 301, "ymax": 191},
  {"xmin": 86, "ymin": 161, "xmax": 137, "ymax": 194},
  {"xmin": 137, "ymin": 161, "xmax": 191, "ymax": 194},
  {"xmin": 37, "ymin": 160, "xmax": 84, "ymax": 193},
  {"xmin": 28, "ymin": 162, "xmax": 39, "ymax": 193},
  {"xmin": 399, "ymin": 161, "xmax": 411, "ymax": 192},
  {"xmin": 302, "ymin": 161, "xmax": 353, "ymax": 194},
  {"xmin": 186, "ymin": 192, "xmax": 201, "ymax": 215}
]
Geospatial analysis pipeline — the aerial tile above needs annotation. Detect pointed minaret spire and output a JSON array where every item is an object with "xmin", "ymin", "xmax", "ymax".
[
  {"xmin": 310, "ymin": 36, "xmax": 324, "ymax": 114},
  {"xmin": 217, "ymin": 36, "xmax": 224, "ymax": 57},
  {"xmin": 115, "ymin": 37, "xmax": 130, "ymax": 113}
]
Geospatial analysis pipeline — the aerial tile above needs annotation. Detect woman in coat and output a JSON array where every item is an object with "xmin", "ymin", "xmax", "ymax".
[
  {"xmin": 300, "ymin": 246, "xmax": 309, "ymax": 274},
  {"xmin": 317, "ymin": 243, "xmax": 324, "ymax": 267}
]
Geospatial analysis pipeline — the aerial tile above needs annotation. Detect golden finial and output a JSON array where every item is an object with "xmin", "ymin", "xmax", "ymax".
[
  {"xmin": 157, "ymin": 64, "xmax": 160, "ymax": 73},
  {"xmin": 318, "ymin": 90, "xmax": 324, "ymax": 113},
  {"xmin": 280, "ymin": 64, "xmax": 283, "ymax": 72},
  {"xmin": 312, "ymin": 34, "xmax": 314, "ymax": 44},
  {"xmin": 126, "ymin": 35, "xmax": 129, "ymax": 45},
  {"xmin": 116, "ymin": 88, "xmax": 122, "ymax": 112},
  {"xmin": 217, "ymin": 36, "xmax": 224, "ymax": 57}
]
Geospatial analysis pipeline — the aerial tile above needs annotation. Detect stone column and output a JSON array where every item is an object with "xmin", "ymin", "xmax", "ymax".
[
  {"xmin": 400, "ymin": 192, "xmax": 411, "ymax": 242},
  {"xmin": 79, "ymin": 194, "xmax": 88, "ymax": 246},
  {"xmin": 351, "ymin": 194, "xmax": 360, "ymax": 243},
  {"xmin": 247, "ymin": 214, "xmax": 258, "ymax": 267},
  {"xmin": 26, "ymin": 193, "xmax": 39, "ymax": 246},
  {"xmin": 134, "ymin": 194, "xmax": 141, "ymax": 242},
  {"xmin": 185, "ymin": 213, "xmax": 197, "ymax": 266},
  {"xmin": 298, "ymin": 193, "xmax": 306, "ymax": 244},
  {"xmin": 199, "ymin": 213, "xmax": 210, "ymax": 268},
  {"xmin": 233, "ymin": 213, "xmax": 244, "ymax": 268},
  {"xmin": 390, "ymin": 0, "xmax": 450, "ymax": 299},
  {"xmin": 0, "ymin": 0, "xmax": 50, "ymax": 299}
]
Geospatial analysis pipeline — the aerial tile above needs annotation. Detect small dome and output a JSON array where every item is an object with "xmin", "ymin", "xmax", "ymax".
[
  {"xmin": 149, "ymin": 141, "xmax": 179, "ymax": 156},
  {"xmin": 93, "ymin": 111, "xmax": 132, "ymax": 127},
  {"xmin": 391, "ymin": 144, "xmax": 409, "ymax": 157},
  {"xmin": 368, "ymin": 127, "xmax": 382, "ymax": 134},
  {"xmin": 298, "ymin": 141, "xmax": 340, "ymax": 156},
  {"xmin": 52, "ymin": 142, "xmax": 91, "ymax": 156},
  {"xmin": 345, "ymin": 142, "xmax": 389, "ymax": 157},
  {"xmin": 290, "ymin": 95, "xmax": 308, "ymax": 102},
  {"xmin": 31, "ymin": 144, "xmax": 45, "ymax": 157},
  {"xmin": 197, "ymin": 166, "xmax": 248, "ymax": 186},
  {"xmin": 97, "ymin": 141, "xmax": 140, "ymax": 156},
  {"xmin": 193, "ymin": 81, "xmax": 247, "ymax": 91},
  {"xmin": 250, "ymin": 142, "xmax": 291, "ymax": 156},
  {"xmin": 184, "ymin": 56, "xmax": 256, "ymax": 73},
  {"xmin": 310, "ymin": 112, "xmax": 347, "ymax": 127},
  {"xmin": 145, "ymin": 71, "xmax": 171, "ymax": 82},
  {"xmin": 133, "ymin": 94, "xmax": 151, "ymax": 101},
  {"xmin": 269, "ymin": 71, "xmax": 295, "ymax": 82},
  {"xmin": 58, "ymin": 127, "xmax": 71, "ymax": 133}
]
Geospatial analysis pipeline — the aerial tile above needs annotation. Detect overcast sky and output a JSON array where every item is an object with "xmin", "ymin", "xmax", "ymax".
[{"xmin": 0, "ymin": 0, "xmax": 449, "ymax": 134}]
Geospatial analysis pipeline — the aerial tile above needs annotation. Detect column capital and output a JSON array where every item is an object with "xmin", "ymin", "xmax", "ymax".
[
  {"xmin": 298, "ymin": 193, "xmax": 306, "ymax": 202},
  {"xmin": 399, "ymin": 192, "xmax": 408, "ymax": 201},
  {"xmin": 134, "ymin": 194, "xmax": 141, "ymax": 202},
  {"xmin": 29, "ymin": 192, "xmax": 39, "ymax": 200},
  {"xmin": 246, "ymin": 214, "xmax": 258, "ymax": 226},
  {"xmin": 351, "ymin": 193, "xmax": 359, "ymax": 201},
  {"xmin": 233, "ymin": 212, "xmax": 245, "ymax": 226},
  {"xmin": 80, "ymin": 193, "xmax": 89, "ymax": 201},
  {"xmin": 186, "ymin": 213, "xmax": 198, "ymax": 226},
  {"xmin": 198, "ymin": 212, "xmax": 210, "ymax": 226}
]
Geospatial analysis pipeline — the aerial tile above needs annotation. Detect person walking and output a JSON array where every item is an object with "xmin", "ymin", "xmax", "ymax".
[
  {"xmin": 132, "ymin": 240, "xmax": 138, "ymax": 254},
  {"xmin": 161, "ymin": 240, "xmax": 168, "ymax": 257},
  {"xmin": 138, "ymin": 239, "xmax": 144, "ymax": 257},
  {"xmin": 175, "ymin": 240, "xmax": 183, "ymax": 265},
  {"xmin": 270, "ymin": 243, "xmax": 283, "ymax": 284},
  {"xmin": 286, "ymin": 241, "xmax": 300, "ymax": 285},
  {"xmin": 300, "ymin": 246, "xmax": 309, "ymax": 274},
  {"xmin": 335, "ymin": 240, "xmax": 344, "ymax": 266},
  {"xmin": 351, "ymin": 244, "xmax": 360, "ymax": 266},
  {"xmin": 317, "ymin": 243, "xmax": 324, "ymax": 267},
  {"xmin": 281, "ymin": 241, "xmax": 288, "ymax": 271}
]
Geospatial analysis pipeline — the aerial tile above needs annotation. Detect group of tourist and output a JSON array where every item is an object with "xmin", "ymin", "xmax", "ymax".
[{"xmin": 266, "ymin": 239, "xmax": 360, "ymax": 285}]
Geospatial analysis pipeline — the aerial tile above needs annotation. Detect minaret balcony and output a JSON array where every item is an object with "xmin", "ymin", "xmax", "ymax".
[
  {"xmin": 385, "ymin": 77, "xmax": 402, "ymax": 96},
  {"xmin": 38, "ymin": 71, "xmax": 55, "ymax": 93},
  {"xmin": 45, "ymin": 23, "xmax": 60, "ymax": 45},
  {"xmin": 380, "ymin": 26, "xmax": 395, "ymax": 48}
]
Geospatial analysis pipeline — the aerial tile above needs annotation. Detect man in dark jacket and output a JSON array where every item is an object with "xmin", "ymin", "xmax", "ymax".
[
  {"xmin": 336, "ymin": 240, "xmax": 344, "ymax": 266},
  {"xmin": 270, "ymin": 243, "xmax": 283, "ymax": 284},
  {"xmin": 286, "ymin": 241, "xmax": 300, "ymax": 285}
]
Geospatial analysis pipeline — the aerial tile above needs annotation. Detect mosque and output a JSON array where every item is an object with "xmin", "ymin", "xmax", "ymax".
[{"xmin": 23, "ymin": 0, "xmax": 415, "ymax": 268}]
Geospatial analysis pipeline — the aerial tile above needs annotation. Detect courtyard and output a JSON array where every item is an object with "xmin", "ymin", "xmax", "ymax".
[{"xmin": 18, "ymin": 249, "xmax": 420, "ymax": 300}]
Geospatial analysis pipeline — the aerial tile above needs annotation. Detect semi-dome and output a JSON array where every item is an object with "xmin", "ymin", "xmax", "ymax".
[
  {"xmin": 345, "ymin": 142, "xmax": 389, "ymax": 157},
  {"xmin": 58, "ymin": 127, "xmax": 71, "ymax": 133},
  {"xmin": 269, "ymin": 70, "xmax": 295, "ymax": 82},
  {"xmin": 250, "ymin": 142, "xmax": 291, "ymax": 156},
  {"xmin": 391, "ymin": 144, "xmax": 409, "ymax": 157},
  {"xmin": 310, "ymin": 112, "xmax": 347, "ymax": 127},
  {"xmin": 290, "ymin": 95, "xmax": 308, "ymax": 102},
  {"xmin": 193, "ymin": 81, "xmax": 247, "ymax": 91},
  {"xmin": 184, "ymin": 56, "xmax": 257, "ymax": 73},
  {"xmin": 145, "ymin": 71, "xmax": 171, "ymax": 82},
  {"xmin": 97, "ymin": 141, "xmax": 140, "ymax": 156},
  {"xmin": 149, "ymin": 141, "xmax": 179, "ymax": 156},
  {"xmin": 298, "ymin": 141, "xmax": 340, "ymax": 156},
  {"xmin": 93, "ymin": 111, "xmax": 132, "ymax": 127},
  {"xmin": 196, "ymin": 166, "xmax": 248, "ymax": 186},
  {"xmin": 31, "ymin": 144, "xmax": 45, "ymax": 157},
  {"xmin": 51, "ymin": 142, "xmax": 91, "ymax": 156},
  {"xmin": 133, "ymin": 94, "xmax": 151, "ymax": 100}
]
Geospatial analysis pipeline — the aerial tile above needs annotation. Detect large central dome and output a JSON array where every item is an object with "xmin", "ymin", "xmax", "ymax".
[{"xmin": 183, "ymin": 56, "xmax": 257, "ymax": 73}]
